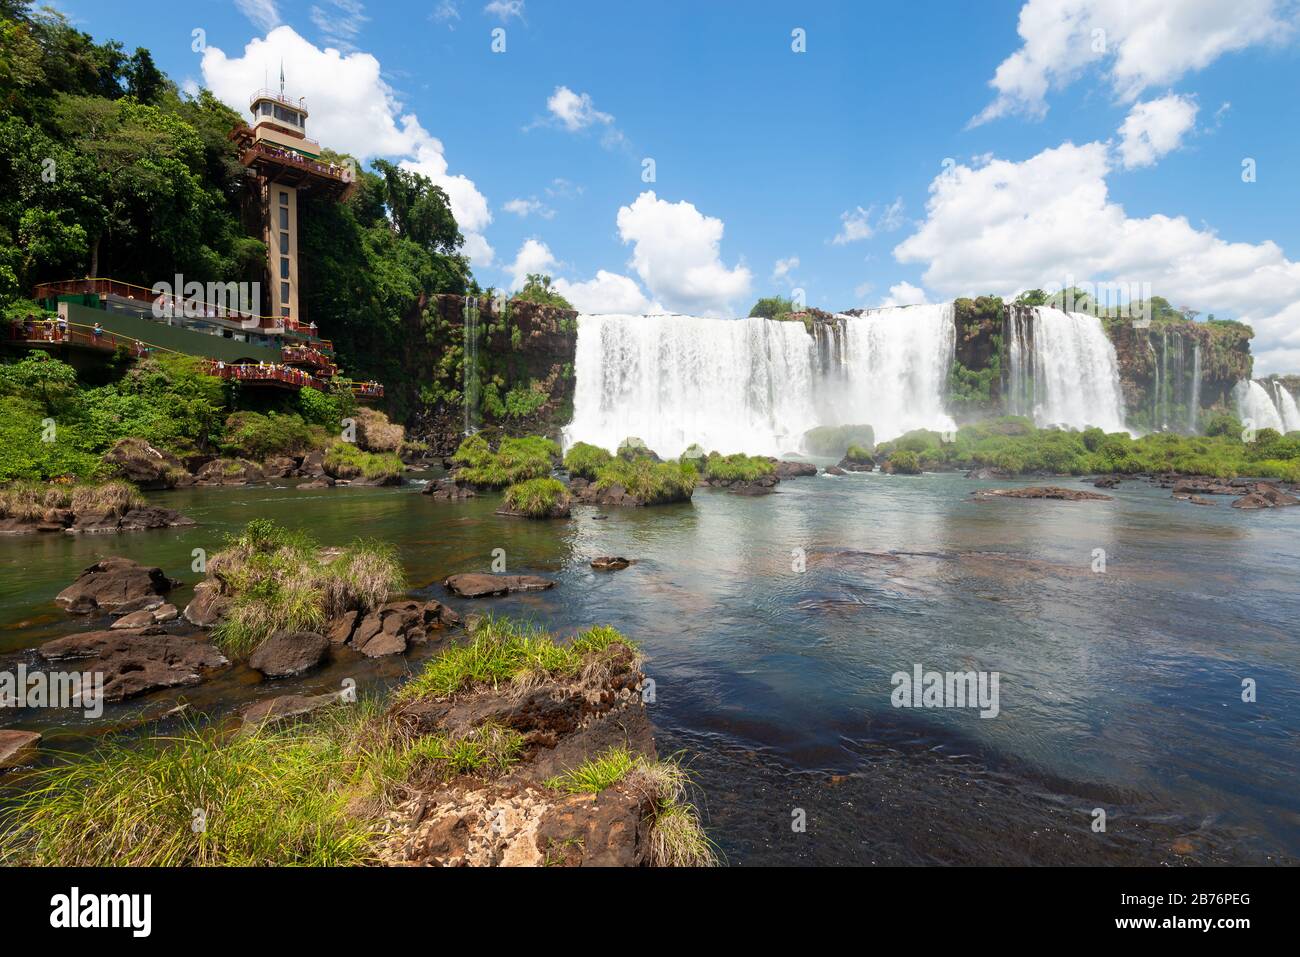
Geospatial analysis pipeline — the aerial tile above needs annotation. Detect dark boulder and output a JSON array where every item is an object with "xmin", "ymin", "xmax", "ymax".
[
  {"xmin": 38, "ymin": 628, "xmax": 228, "ymax": 701},
  {"xmin": 423, "ymin": 478, "xmax": 476, "ymax": 501},
  {"xmin": 56, "ymin": 557, "xmax": 178, "ymax": 614},
  {"xmin": 249, "ymin": 630, "xmax": 330, "ymax": 677},
  {"xmin": 101, "ymin": 438, "xmax": 186, "ymax": 489},
  {"xmin": 974, "ymin": 486, "xmax": 1112, "ymax": 501},
  {"xmin": 591, "ymin": 557, "xmax": 632, "ymax": 571}
]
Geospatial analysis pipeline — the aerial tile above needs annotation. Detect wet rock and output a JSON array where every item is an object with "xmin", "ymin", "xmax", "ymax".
[
  {"xmin": 111, "ymin": 606, "xmax": 169, "ymax": 629},
  {"xmin": 1092, "ymin": 475, "xmax": 1122, "ymax": 489},
  {"xmin": 966, "ymin": 466, "xmax": 1014, "ymax": 480},
  {"xmin": 194, "ymin": 457, "xmax": 265, "ymax": 486},
  {"xmin": 443, "ymin": 573, "xmax": 556, "ymax": 599},
  {"xmin": 701, "ymin": 473, "xmax": 779, "ymax": 494},
  {"xmin": 57, "ymin": 557, "xmax": 178, "ymax": 613},
  {"xmin": 249, "ymin": 630, "xmax": 330, "ymax": 677},
  {"xmin": 422, "ymin": 478, "xmax": 476, "ymax": 500},
  {"xmin": 262, "ymin": 455, "xmax": 298, "ymax": 478},
  {"xmin": 38, "ymin": 628, "xmax": 228, "ymax": 702},
  {"xmin": 239, "ymin": 692, "xmax": 343, "ymax": 733},
  {"xmin": 837, "ymin": 456, "xmax": 876, "ymax": 473},
  {"xmin": 0, "ymin": 730, "xmax": 41, "ymax": 770},
  {"xmin": 113, "ymin": 506, "xmax": 195, "ymax": 532},
  {"xmin": 350, "ymin": 600, "xmax": 461, "ymax": 657},
  {"xmin": 1173, "ymin": 478, "xmax": 1238, "ymax": 496},
  {"xmin": 974, "ymin": 486, "xmax": 1112, "ymax": 501},
  {"xmin": 496, "ymin": 498, "xmax": 571, "ymax": 519},
  {"xmin": 1232, "ymin": 483, "xmax": 1300, "ymax": 509},
  {"xmin": 1179, "ymin": 494, "xmax": 1215, "ymax": 506},
  {"xmin": 590, "ymin": 557, "xmax": 632, "ymax": 571},
  {"xmin": 824, "ymin": 466, "xmax": 847, "ymax": 476},
  {"xmin": 184, "ymin": 579, "xmax": 231, "ymax": 628},
  {"xmin": 771, "ymin": 459, "xmax": 818, "ymax": 479},
  {"xmin": 299, "ymin": 449, "xmax": 327, "ymax": 478},
  {"xmin": 101, "ymin": 438, "xmax": 186, "ymax": 489},
  {"xmin": 326, "ymin": 610, "xmax": 359, "ymax": 644}
]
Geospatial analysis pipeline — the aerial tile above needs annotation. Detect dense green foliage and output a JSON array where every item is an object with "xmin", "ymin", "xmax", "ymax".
[
  {"xmin": 0, "ymin": 350, "xmax": 359, "ymax": 481},
  {"xmin": 563, "ymin": 440, "xmax": 613, "ymax": 480},
  {"xmin": 871, "ymin": 416, "xmax": 1300, "ymax": 481},
  {"xmin": 450, "ymin": 433, "xmax": 557, "ymax": 487},
  {"xmin": 701, "ymin": 451, "xmax": 774, "ymax": 481},
  {"xmin": 512, "ymin": 273, "xmax": 572, "ymax": 310},
  {"xmin": 503, "ymin": 476, "xmax": 569, "ymax": 517},
  {"xmin": 323, "ymin": 441, "xmax": 404, "ymax": 483},
  {"xmin": 595, "ymin": 456, "xmax": 697, "ymax": 504}
]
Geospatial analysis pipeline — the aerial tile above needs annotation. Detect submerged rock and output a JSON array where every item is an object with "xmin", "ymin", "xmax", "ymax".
[
  {"xmin": 1231, "ymin": 483, "xmax": 1300, "ymax": 509},
  {"xmin": 0, "ymin": 730, "xmax": 41, "ymax": 770},
  {"xmin": 38, "ymin": 628, "xmax": 229, "ymax": 701},
  {"xmin": 56, "ymin": 557, "xmax": 179, "ymax": 614},
  {"xmin": 443, "ymin": 573, "xmax": 556, "ymax": 599},
  {"xmin": 1092, "ymin": 475, "xmax": 1122, "ymax": 489},
  {"xmin": 590, "ymin": 556, "xmax": 633, "ymax": 571},
  {"xmin": 973, "ymin": 486, "xmax": 1112, "ymax": 501},
  {"xmin": 249, "ymin": 630, "xmax": 331, "ymax": 677}
]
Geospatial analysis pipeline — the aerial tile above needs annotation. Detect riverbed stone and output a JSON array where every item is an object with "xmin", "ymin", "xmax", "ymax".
[
  {"xmin": 183, "ymin": 579, "xmax": 231, "ymax": 627},
  {"xmin": 38, "ymin": 628, "xmax": 229, "ymax": 701},
  {"xmin": 56, "ymin": 557, "xmax": 178, "ymax": 613},
  {"xmin": 249, "ymin": 630, "xmax": 330, "ymax": 678},
  {"xmin": 422, "ymin": 478, "xmax": 476, "ymax": 500},
  {"xmin": 443, "ymin": 573, "xmax": 556, "ymax": 598},
  {"xmin": 0, "ymin": 730, "xmax": 41, "ymax": 770},
  {"xmin": 973, "ymin": 486, "xmax": 1112, "ymax": 501},
  {"xmin": 239, "ymin": 692, "xmax": 343, "ymax": 733},
  {"xmin": 590, "ymin": 557, "xmax": 632, "ymax": 571}
]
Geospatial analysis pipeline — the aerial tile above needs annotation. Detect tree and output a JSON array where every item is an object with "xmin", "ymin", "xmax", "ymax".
[
  {"xmin": 514, "ymin": 273, "xmax": 572, "ymax": 310},
  {"xmin": 1014, "ymin": 289, "xmax": 1048, "ymax": 306},
  {"xmin": 748, "ymin": 296, "xmax": 795, "ymax": 319},
  {"xmin": 124, "ymin": 47, "xmax": 164, "ymax": 104}
]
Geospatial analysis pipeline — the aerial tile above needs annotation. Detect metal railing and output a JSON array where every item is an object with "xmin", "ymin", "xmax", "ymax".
[{"xmin": 240, "ymin": 141, "xmax": 351, "ymax": 184}]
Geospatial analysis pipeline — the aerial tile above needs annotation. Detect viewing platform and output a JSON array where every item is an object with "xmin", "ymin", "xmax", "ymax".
[{"xmin": 230, "ymin": 130, "xmax": 355, "ymax": 201}]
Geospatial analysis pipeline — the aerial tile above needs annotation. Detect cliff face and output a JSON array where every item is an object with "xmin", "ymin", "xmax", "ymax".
[
  {"xmin": 399, "ymin": 295, "xmax": 579, "ymax": 455},
  {"xmin": 950, "ymin": 297, "xmax": 1005, "ymax": 418},
  {"xmin": 1105, "ymin": 318, "xmax": 1253, "ymax": 430}
]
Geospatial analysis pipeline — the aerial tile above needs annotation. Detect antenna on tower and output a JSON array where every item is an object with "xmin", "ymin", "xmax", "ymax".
[{"xmin": 279, "ymin": 60, "xmax": 285, "ymax": 97}]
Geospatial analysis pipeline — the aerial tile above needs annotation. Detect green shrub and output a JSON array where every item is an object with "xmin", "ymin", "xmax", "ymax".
[
  {"xmin": 503, "ymin": 477, "xmax": 569, "ymax": 517},
  {"xmin": 221, "ymin": 411, "xmax": 320, "ymax": 460},
  {"xmin": 323, "ymin": 442, "xmax": 404, "ymax": 482},
  {"xmin": 595, "ymin": 457, "xmax": 696, "ymax": 504},
  {"xmin": 844, "ymin": 444, "xmax": 873, "ymax": 464},
  {"xmin": 563, "ymin": 441, "xmax": 613, "ymax": 480},
  {"xmin": 888, "ymin": 450, "xmax": 921, "ymax": 474},
  {"xmin": 702, "ymin": 452, "xmax": 774, "ymax": 481},
  {"xmin": 451, "ymin": 434, "xmax": 557, "ymax": 488}
]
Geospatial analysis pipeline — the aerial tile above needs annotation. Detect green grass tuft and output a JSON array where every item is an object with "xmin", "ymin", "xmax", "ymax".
[
  {"xmin": 503, "ymin": 477, "xmax": 569, "ymax": 517},
  {"xmin": 594, "ymin": 457, "xmax": 696, "ymax": 504},
  {"xmin": 701, "ymin": 452, "xmax": 774, "ymax": 482},
  {"xmin": 562, "ymin": 441, "xmax": 613, "ymax": 480}
]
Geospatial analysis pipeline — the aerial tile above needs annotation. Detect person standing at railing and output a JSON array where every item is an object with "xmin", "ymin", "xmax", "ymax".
[
  {"xmin": 92, "ymin": 322, "xmax": 103, "ymax": 341},
  {"xmin": 57, "ymin": 315, "xmax": 67, "ymax": 341}
]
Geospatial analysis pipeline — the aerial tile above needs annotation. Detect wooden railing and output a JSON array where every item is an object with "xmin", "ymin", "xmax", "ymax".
[
  {"xmin": 203, "ymin": 361, "xmax": 324, "ymax": 390},
  {"xmin": 30, "ymin": 277, "xmax": 335, "ymax": 349},
  {"xmin": 239, "ymin": 140, "xmax": 352, "ymax": 185},
  {"xmin": 6, "ymin": 318, "xmax": 175, "ymax": 356}
]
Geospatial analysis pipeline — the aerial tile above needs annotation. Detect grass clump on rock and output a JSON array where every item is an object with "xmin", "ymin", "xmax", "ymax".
[
  {"xmin": 397, "ymin": 617, "xmax": 632, "ymax": 702},
  {"xmin": 503, "ymin": 477, "xmax": 569, "ymax": 518},
  {"xmin": 210, "ymin": 519, "xmax": 403, "ymax": 657},
  {"xmin": 546, "ymin": 746, "xmax": 718, "ymax": 867},
  {"xmin": 844, "ymin": 444, "xmax": 874, "ymax": 464},
  {"xmin": 0, "ymin": 479, "xmax": 144, "ymax": 521},
  {"xmin": 562, "ymin": 441, "xmax": 613, "ymax": 480},
  {"xmin": 451, "ymin": 434, "xmax": 558, "ymax": 488},
  {"xmin": 701, "ymin": 452, "xmax": 774, "ymax": 482},
  {"xmin": 594, "ymin": 457, "xmax": 697, "ymax": 504},
  {"xmin": 323, "ymin": 442, "xmax": 404, "ymax": 483}
]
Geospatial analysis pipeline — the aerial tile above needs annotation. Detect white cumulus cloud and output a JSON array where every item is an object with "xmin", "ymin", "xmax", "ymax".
[
  {"xmin": 879, "ymin": 281, "xmax": 929, "ymax": 307},
  {"xmin": 971, "ymin": 0, "xmax": 1295, "ymax": 125},
  {"xmin": 1116, "ymin": 93, "xmax": 1198, "ymax": 169},
  {"xmin": 555, "ymin": 270, "xmax": 661, "ymax": 314},
  {"xmin": 504, "ymin": 238, "xmax": 558, "ymax": 291},
  {"xmin": 200, "ymin": 25, "xmax": 493, "ymax": 265},
  {"xmin": 892, "ymin": 141, "xmax": 1300, "ymax": 373},
  {"xmin": 615, "ymin": 191, "xmax": 752, "ymax": 316},
  {"xmin": 772, "ymin": 256, "xmax": 799, "ymax": 282}
]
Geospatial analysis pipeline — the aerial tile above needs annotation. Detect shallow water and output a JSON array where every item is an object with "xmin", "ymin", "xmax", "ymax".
[{"xmin": 2, "ymin": 470, "xmax": 1297, "ymax": 864}]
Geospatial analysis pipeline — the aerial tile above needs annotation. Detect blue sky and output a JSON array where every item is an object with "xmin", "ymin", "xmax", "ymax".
[{"xmin": 53, "ymin": 0, "xmax": 1300, "ymax": 370}]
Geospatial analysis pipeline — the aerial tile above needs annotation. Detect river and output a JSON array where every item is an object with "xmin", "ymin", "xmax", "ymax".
[{"xmin": 2, "ymin": 469, "xmax": 1297, "ymax": 864}]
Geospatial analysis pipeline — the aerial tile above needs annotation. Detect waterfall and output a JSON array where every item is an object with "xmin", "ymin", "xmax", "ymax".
[
  {"xmin": 1188, "ymin": 342, "xmax": 1201, "ymax": 433},
  {"xmin": 1003, "ymin": 307, "xmax": 1127, "ymax": 433},
  {"xmin": 565, "ymin": 314, "xmax": 820, "ymax": 458},
  {"xmin": 1272, "ymin": 381, "xmax": 1300, "ymax": 432},
  {"xmin": 463, "ymin": 297, "xmax": 481, "ymax": 434},
  {"xmin": 1235, "ymin": 380, "xmax": 1285, "ymax": 431},
  {"xmin": 834, "ymin": 304, "xmax": 958, "ymax": 440},
  {"xmin": 565, "ymin": 305, "xmax": 958, "ymax": 458}
]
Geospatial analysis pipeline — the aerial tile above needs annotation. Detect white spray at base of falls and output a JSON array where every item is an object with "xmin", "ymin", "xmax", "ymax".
[
  {"xmin": 1005, "ymin": 306, "xmax": 1127, "ymax": 433},
  {"xmin": 1235, "ymin": 379, "xmax": 1300, "ymax": 433},
  {"xmin": 564, "ymin": 305, "xmax": 959, "ymax": 458}
]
